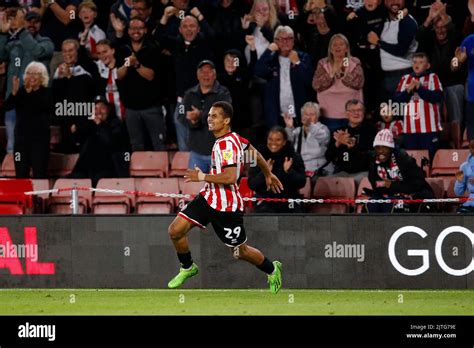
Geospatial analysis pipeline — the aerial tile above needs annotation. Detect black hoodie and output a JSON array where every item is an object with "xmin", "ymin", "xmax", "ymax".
[
  {"xmin": 217, "ymin": 49, "xmax": 252, "ymax": 132},
  {"xmin": 248, "ymin": 141, "xmax": 306, "ymax": 199}
]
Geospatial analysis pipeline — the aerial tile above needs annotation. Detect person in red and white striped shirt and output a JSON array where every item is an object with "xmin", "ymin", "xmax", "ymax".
[
  {"xmin": 394, "ymin": 52, "xmax": 443, "ymax": 159},
  {"xmin": 167, "ymin": 101, "xmax": 284, "ymax": 293},
  {"xmin": 95, "ymin": 40, "xmax": 125, "ymax": 120},
  {"xmin": 377, "ymin": 102, "xmax": 403, "ymax": 140}
]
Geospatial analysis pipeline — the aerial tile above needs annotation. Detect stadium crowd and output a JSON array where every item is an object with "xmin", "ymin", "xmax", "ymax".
[{"xmin": 0, "ymin": 0, "xmax": 474, "ymax": 213}]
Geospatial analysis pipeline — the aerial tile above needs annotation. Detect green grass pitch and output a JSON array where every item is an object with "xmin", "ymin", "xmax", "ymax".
[{"xmin": 0, "ymin": 289, "xmax": 473, "ymax": 315}]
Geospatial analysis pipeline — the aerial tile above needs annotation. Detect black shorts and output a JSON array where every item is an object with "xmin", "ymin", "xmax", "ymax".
[{"xmin": 178, "ymin": 194, "xmax": 247, "ymax": 247}]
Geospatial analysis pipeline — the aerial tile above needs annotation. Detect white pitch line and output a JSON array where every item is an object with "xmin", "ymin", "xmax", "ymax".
[{"xmin": 0, "ymin": 289, "xmax": 472, "ymax": 293}]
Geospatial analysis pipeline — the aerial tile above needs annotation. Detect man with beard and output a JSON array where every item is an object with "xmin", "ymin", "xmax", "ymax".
[{"xmin": 116, "ymin": 16, "xmax": 165, "ymax": 151}]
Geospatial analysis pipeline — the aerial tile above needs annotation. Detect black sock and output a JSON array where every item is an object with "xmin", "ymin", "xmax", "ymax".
[
  {"xmin": 177, "ymin": 252, "xmax": 193, "ymax": 269},
  {"xmin": 256, "ymin": 257, "xmax": 275, "ymax": 274}
]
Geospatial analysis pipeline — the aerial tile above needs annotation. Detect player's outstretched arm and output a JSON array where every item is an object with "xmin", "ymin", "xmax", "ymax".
[
  {"xmin": 248, "ymin": 145, "xmax": 284, "ymax": 193},
  {"xmin": 184, "ymin": 166, "xmax": 237, "ymax": 185}
]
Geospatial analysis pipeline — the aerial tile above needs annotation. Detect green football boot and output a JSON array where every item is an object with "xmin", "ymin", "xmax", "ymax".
[
  {"xmin": 268, "ymin": 261, "xmax": 282, "ymax": 294},
  {"xmin": 167, "ymin": 263, "xmax": 199, "ymax": 289}
]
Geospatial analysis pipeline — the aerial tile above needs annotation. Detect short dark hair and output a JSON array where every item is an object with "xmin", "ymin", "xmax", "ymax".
[
  {"xmin": 133, "ymin": 0, "xmax": 152, "ymax": 8},
  {"xmin": 412, "ymin": 52, "xmax": 429, "ymax": 61},
  {"xmin": 345, "ymin": 99, "xmax": 365, "ymax": 111},
  {"xmin": 212, "ymin": 101, "xmax": 233, "ymax": 119},
  {"xmin": 129, "ymin": 16, "xmax": 146, "ymax": 26},
  {"xmin": 268, "ymin": 126, "xmax": 288, "ymax": 141},
  {"xmin": 96, "ymin": 39, "xmax": 113, "ymax": 48}
]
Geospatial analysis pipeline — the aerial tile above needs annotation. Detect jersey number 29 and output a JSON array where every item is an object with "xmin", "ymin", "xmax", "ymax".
[{"xmin": 224, "ymin": 227, "xmax": 241, "ymax": 240}]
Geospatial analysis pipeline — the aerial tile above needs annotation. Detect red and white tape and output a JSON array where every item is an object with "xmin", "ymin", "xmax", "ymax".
[{"xmin": 19, "ymin": 187, "xmax": 472, "ymax": 205}]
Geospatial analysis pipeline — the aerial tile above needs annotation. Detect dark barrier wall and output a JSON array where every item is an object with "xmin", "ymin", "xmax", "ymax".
[{"xmin": 0, "ymin": 215, "xmax": 473, "ymax": 289}]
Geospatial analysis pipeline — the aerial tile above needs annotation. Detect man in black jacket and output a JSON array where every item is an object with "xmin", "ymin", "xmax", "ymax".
[
  {"xmin": 366, "ymin": 129, "xmax": 435, "ymax": 213},
  {"xmin": 52, "ymin": 38, "xmax": 97, "ymax": 153},
  {"xmin": 180, "ymin": 60, "xmax": 231, "ymax": 173},
  {"xmin": 116, "ymin": 17, "xmax": 165, "ymax": 151},
  {"xmin": 155, "ymin": 10, "xmax": 214, "ymax": 151},
  {"xmin": 325, "ymin": 99, "xmax": 377, "ymax": 185}
]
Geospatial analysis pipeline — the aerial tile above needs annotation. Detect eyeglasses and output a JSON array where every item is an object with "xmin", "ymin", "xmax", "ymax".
[
  {"xmin": 347, "ymin": 109, "xmax": 364, "ymax": 113},
  {"xmin": 276, "ymin": 37, "xmax": 294, "ymax": 42}
]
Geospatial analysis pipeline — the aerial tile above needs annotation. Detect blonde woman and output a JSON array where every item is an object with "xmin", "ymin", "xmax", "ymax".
[
  {"xmin": 312, "ymin": 33, "xmax": 364, "ymax": 133},
  {"xmin": 242, "ymin": 0, "xmax": 280, "ymax": 62},
  {"xmin": 4, "ymin": 61, "xmax": 53, "ymax": 178}
]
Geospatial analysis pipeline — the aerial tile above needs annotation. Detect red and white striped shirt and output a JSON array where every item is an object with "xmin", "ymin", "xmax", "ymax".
[
  {"xmin": 396, "ymin": 73, "xmax": 443, "ymax": 134},
  {"xmin": 79, "ymin": 25, "xmax": 106, "ymax": 56},
  {"xmin": 200, "ymin": 132, "xmax": 249, "ymax": 212},
  {"xmin": 377, "ymin": 120, "xmax": 404, "ymax": 138},
  {"xmin": 96, "ymin": 60, "xmax": 125, "ymax": 120}
]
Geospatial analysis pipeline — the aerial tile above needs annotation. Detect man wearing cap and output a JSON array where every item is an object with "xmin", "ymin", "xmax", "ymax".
[
  {"xmin": 366, "ymin": 128, "xmax": 435, "ymax": 213},
  {"xmin": 180, "ymin": 59, "xmax": 231, "ymax": 172},
  {"xmin": 0, "ymin": 8, "xmax": 53, "ymax": 154}
]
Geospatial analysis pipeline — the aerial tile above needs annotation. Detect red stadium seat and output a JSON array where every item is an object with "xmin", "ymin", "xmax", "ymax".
[
  {"xmin": 130, "ymin": 151, "xmax": 169, "ymax": 177},
  {"xmin": 299, "ymin": 177, "xmax": 312, "ymax": 199},
  {"xmin": 425, "ymin": 177, "xmax": 445, "ymax": 211},
  {"xmin": 238, "ymin": 177, "xmax": 254, "ymax": 212},
  {"xmin": 49, "ymin": 126, "xmax": 62, "ymax": 151},
  {"xmin": 311, "ymin": 177, "xmax": 355, "ymax": 214},
  {"xmin": 92, "ymin": 178, "xmax": 136, "ymax": 214},
  {"xmin": 0, "ymin": 204, "xmax": 24, "ymax": 214},
  {"xmin": 444, "ymin": 176, "xmax": 468, "ymax": 213},
  {"xmin": 32, "ymin": 179, "xmax": 50, "ymax": 213},
  {"xmin": 135, "ymin": 178, "xmax": 179, "ymax": 214},
  {"xmin": 48, "ymin": 179, "xmax": 92, "ymax": 214},
  {"xmin": 47, "ymin": 153, "xmax": 79, "ymax": 177},
  {"xmin": 92, "ymin": 204, "xmax": 130, "ymax": 214},
  {"xmin": 406, "ymin": 150, "xmax": 430, "ymax": 177},
  {"xmin": 0, "ymin": 179, "xmax": 33, "ymax": 214},
  {"xmin": 355, "ymin": 177, "xmax": 372, "ymax": 213},
  {"xmin": 1, "ymin": 153, "xmax": 15, "ymax": 177},
  {"xmin": 431, "ymin": 149, "xmax": 469, "ymax": 176},
  {"xmin": 169, "ymin": 151, "xmax": 190, "ymax": 177},
  {"xmin": 178, "ymin": 179, "xmax": 204, "ymax": 209}
]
